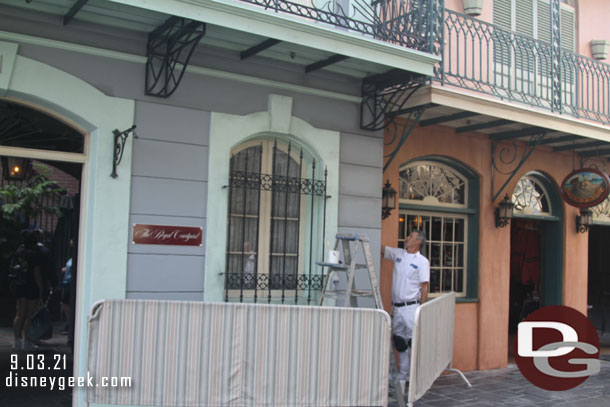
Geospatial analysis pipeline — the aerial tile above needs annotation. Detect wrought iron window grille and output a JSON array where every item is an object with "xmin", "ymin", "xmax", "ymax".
[{"xmin": 225, "ymin": 141, "xmax": 328, "ymax": 305}]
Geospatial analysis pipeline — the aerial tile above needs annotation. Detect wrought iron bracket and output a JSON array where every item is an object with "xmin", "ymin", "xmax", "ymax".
[
  {"xmin": 383, "ymin": 106, "xmax": 428, "ymax": 173},
  {"xmin": 145, "ymin": 17, "xmax": 206, "ymax": 98},
  {"xmin": 361, "ymin": 69, "xmax": 428, "ymax": 131},
  {"xmin": 491, "ymin": 132, "xmax": 546, "ymax": 202},
  {"xmin": 111, "ymin": 125, "xmax": 137, "ymax": 179}
]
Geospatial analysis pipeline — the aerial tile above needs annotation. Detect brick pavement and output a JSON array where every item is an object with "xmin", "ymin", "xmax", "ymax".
[{"xmin": 391, "ymin": 358, "xmax": 610, "ymax": 407}]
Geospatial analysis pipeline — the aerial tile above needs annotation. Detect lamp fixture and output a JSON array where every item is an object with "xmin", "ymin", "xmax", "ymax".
[
  {"xmin": 381, "ymin": 180, "xmax": 397, "ymax": 220},
  {"xmin": 495, "ymin": 194, "xmax": 514, "ymax": 228},
  {"xmin": 576, "ymin": 208, "xmax": 593, "ymax": 233},
  {"xmin": 1, "ymin": 156, "xmax": 30, "ymax": 181}
]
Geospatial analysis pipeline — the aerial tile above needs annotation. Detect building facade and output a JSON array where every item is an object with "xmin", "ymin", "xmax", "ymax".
[
  {"xmin": 380, "ymin": 0, "xmax": 610, "ymax": 371},
  {"xmin": 0, "ymin": 0, "xmax": 609, "ymax": 403}
]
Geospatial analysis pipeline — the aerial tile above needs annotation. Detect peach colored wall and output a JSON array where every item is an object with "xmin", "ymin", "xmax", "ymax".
[
  {"xmin": 382, "ymin": 119, "xmax": 589, "ymax": 371},
  {"xmin": 445, "ymin": 0, "xmax": 494, "ymax": 22},
  {"xmin": 576, "ymin": 0, "xmax": 610, "ymax": 60}
]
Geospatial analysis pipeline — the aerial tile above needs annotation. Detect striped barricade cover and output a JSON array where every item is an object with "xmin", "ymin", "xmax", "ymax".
[
  {"xmin": 87, "ymin": 300, "xmax": 390, "ymax": 406},
  {"xmin": 407, "ymin": 292, "xmax": 457, "ymax": 405}
]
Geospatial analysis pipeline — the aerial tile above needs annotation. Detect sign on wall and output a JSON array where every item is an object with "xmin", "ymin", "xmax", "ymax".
[
  {"xmin": 560, "ymin": 168, "xmax": 610, "ymax": 208},
  {"xmin": 132, "ymin": 224, "xmax": 203, "ymax": 246}
]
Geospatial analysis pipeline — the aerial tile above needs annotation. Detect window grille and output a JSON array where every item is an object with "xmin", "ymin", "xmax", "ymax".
[
  {"xmin": 225, "ymin": 140, "xmax": 327, "ymax": 304},
  {"xmin": 511, "ymin": 176, "xmax": 552, "ymax": 216}
]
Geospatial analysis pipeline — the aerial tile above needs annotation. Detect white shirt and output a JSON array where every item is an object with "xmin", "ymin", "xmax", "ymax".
[{"xmin": 384, "ymin": 247, "xmax": 430, "ymax": 303}]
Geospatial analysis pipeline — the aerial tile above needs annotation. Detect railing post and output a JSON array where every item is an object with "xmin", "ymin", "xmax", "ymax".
[{"xmin": 550, "ymin": 0, "xmax": 562, "ymax": 113}]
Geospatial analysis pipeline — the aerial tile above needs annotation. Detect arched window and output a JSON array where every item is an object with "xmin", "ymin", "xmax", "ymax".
[
  {"xmin": 398, "ymin": 160, "xmax": 478, "ymax": 298},
  {"xmin": 225, "ymin": 139, "xmax": 327, "ymax": 303},
  {"xmin": 511, "ymin": 175, "xmax": 552, "ymax": 216}
]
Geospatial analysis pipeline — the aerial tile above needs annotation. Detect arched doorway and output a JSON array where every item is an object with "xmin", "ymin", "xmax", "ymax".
[
  {"xmin": 1, "ymin": 48, "xmax": 135, "ymax": 406},
  {"xmin": 508, "ymin": 172, "xmax": 563, "ymax": 358}
]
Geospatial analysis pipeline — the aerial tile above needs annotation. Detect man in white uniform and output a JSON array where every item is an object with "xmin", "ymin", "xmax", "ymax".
[{"xmin": 381, "ymin": 229, "xmax": 430, "ymax": 387}]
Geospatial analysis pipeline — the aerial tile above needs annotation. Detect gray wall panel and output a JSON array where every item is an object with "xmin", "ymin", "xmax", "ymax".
[
  {"xmin": 135, "ymin": 101, "xmax": 210, "ymax": 146},
  {"xmin": 339, "ymin": 163, "xmax": 381, "ymax": 198},
  {"xmin": 127, "ymin": 292, "xmax": 204, "ymax": 301},
  {"xmin": 131, "ymin": 139, "xmax": 208, "ymax": 181},
  {"xmin": 128, "ymin": 215, "xmax": 206, "ymax": 256},
  {"xmin": 338, "ymin": 196, "xmax": 381, "ymax": 229},
  {"xmin": 127, "ymin": 254, "xmax": 205, "ymax": 292},
  {"xmin": 340, "ymin": 133, "xmax": 384, "ymax": 168},
  {"xmin": 130, "ymin": 177, "xmax": 207, "ymax": 217}
]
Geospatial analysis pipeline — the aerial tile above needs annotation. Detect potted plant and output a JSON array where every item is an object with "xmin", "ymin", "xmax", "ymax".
[
  {"xmin": 463, "ymin": 0, "xmax": 484, "ymax": 16},
  {"xmin": 591, "ymin": 40, "xmax": 610, "ymax": 60}
]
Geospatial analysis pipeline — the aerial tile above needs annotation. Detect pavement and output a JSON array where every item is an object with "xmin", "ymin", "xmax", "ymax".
[
  {"xmin": 389, "ymin": 357, "xmax": 610, "ymax": 407},
  {"xmin": 1, "ymin": 326, "xmax": 609, "ymax": 407}
]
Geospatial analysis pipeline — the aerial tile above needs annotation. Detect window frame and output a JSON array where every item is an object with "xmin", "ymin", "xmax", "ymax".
[
  {"xmin": 398, "ymin": 158, "xmax": 479, "ymax": 301},
  {"xmin": 224, "ymin": 138, "xmax": 327, "ymax": 303},
  {"xmin": 398, "ymin": 210, "xmax": 469, "ymax": 297}
]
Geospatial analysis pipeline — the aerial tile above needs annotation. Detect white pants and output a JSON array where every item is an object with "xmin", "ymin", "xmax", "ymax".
[{"xmin": 392, "ymin": 303, "xmax": 417, "ymax": 381}]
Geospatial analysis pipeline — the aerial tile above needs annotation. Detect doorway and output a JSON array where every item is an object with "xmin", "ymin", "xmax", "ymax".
[
  {"xmin": 507, "ymin": 172, "xmax": 563, "ymax": 362},
  {"xmin": 0, "ymin": 100, "xmax": 84, "ymax": 406},
  {"xmin": 588, "ymin": 225, "xmax": 610, "ymax": 335},
  {"xmin": 509, "ymin": 219, "xmax": 542, "ymax": 334}
]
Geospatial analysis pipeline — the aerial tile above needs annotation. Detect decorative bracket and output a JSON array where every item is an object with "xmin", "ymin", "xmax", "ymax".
[
  {"xmin": 360, "ymin": 69, "xmax": 428, "ymax": 131},
  {"xmin": 111, "ymin": 125, "xmax": 137, "ymax": 179},
  {"xmin": 145, "ymin": 17, "xmax": 206, "ymax": 98},
  {"xmin": 383, "ymin": 105, "xmax": 428, "ymax": 172},
  {"xmin": 491, "ymin": 133, "xmax": 546, "ymax": 202}
]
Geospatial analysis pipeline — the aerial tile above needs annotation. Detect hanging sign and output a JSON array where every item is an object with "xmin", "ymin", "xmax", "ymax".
[
  {"xmin": 132, "ymin": 224, "xmax": 203, "ymax": 246},
  {"xmin": 560, "ymin": 168, "xmax": 610, "ymax": 208}
]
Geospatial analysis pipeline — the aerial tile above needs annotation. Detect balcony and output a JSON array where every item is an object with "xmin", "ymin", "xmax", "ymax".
[
  {"xmin": 438, "ymin": 8, "xmax": 610, "ymax": 127},
  {"xmin": 233, "ymin": 0, "xmax": 442, "ymax": 54}
]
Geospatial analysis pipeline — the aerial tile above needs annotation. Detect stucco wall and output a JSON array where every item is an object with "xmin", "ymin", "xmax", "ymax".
[
  {"xmin": 383, "ymin": 119, "xmax": 588, "ymax": 371},
  {"xmin": 0, "ymin": 4, "xmax": 384, "ymax": 301}
]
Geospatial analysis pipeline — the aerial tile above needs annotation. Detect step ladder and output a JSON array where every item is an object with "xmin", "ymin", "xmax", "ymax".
[{"xmin": 317, "ymin": 233, "xmax": 407, "ymax": 407}]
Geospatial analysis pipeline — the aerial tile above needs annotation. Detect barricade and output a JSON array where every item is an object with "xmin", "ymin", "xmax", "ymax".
[
  {"xmin": 87, "ymin": 299, "xmax": 391, "ymax": 406},
  {"xmin": 407, "ymin": 292, "xmax": 471, "ymax": 406}
]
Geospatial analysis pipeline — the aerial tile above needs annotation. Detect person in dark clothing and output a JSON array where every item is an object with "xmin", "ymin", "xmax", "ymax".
[
  {"xmin": 12, "ymin": 230, "xmax": 44, "ymax": 351},
  {"xmin": 32, "ymin": 228, "xmax": 57, "ymax": 302}
]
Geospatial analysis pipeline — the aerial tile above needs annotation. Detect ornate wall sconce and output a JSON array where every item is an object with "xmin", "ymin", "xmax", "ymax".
[
  {"xmin": 381, "ymin": 180, "xmax": 397, "ymax": 220},
  {"xmin": 576, "ymin": 208, "xmax": 593, "ymax": 233},
  {"xmin": 1, "ymin": 156, "xmax": 30, "ymax": 181},
  {"xmin": 495, "ymin": 194, "xmax": 515, "ymax": 228}
]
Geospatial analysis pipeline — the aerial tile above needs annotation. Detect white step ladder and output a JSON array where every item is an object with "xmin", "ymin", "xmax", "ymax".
[{"xmin": 317, "ymin": 233, "xmax": 407, "ymax": 407}]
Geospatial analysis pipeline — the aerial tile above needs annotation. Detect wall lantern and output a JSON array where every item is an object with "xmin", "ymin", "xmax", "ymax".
[
  {"xmin": 381, "ymin": 180, "xmax": 397, "ymax": 220},
  {"xmin": 495, "ymin": 194, "xmax": 514, "ymax": 228},
  {"xmin": 576, "ymin": 208, "xmax": 593, "ymax": 233},
  {"xmin": 1, "ymin": 156, "xmax": 30, "ymax": 181}
]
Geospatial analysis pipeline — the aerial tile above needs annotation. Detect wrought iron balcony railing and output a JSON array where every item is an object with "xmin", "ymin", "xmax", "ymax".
[
  {"xmin": 437, "ymin": 9, "xmax": 610, "ymax": 126},
  {"xmin": 237, "ymin": 0, "xmax": 443, "ymax": 54}
]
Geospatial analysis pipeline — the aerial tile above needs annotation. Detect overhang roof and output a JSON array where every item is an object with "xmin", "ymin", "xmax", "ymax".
[{"xmin": 0, "ymin": 0, "xmax": 439, "ymax": 79}]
